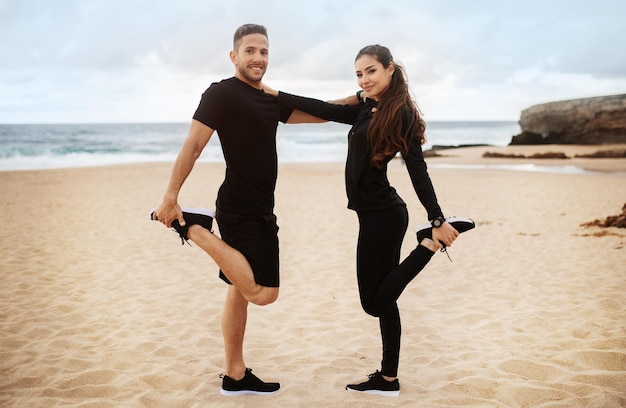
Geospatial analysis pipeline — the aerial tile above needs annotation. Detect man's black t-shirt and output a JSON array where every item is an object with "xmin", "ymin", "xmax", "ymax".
[{"xmin": 193, "ymin": 77, "xmax": 293, "ymax": 215}]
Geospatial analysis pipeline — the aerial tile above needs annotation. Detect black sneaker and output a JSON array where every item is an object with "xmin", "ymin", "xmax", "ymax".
[
  {"xmin": 150, "ymin": 207, "xmax": 214, "ymax": 245},
  {"xmin": 346, "ymin": 371, "xmax": 400, "ymax": 397},
  {"xmin": 220, "ymin": 368, "xmax": 280, "ymax": 396},
  {"xmin": 415, "ymin": 216, "xmax": 475, "ymax": 245}
]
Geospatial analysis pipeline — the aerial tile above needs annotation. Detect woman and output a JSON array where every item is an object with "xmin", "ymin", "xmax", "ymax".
[{"xmin": 266, "ymin": 45, "xmax": 470, "ymax": 396}]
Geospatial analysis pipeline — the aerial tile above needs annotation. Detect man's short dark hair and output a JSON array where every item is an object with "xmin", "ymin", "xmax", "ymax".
[{"xmin": 233, "ymin": 24, "xmax": 268, "ymax": 50}]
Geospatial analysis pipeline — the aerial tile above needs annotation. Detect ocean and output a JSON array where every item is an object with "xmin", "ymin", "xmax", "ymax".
[{"xmin": 0, "ymin": 121, "xmax": 520, "ymax": 171}]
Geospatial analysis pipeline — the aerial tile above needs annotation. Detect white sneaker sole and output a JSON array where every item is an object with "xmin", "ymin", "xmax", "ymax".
[
  {"xmin": 346, "ymin": 388, "xmax": 400, "ymax": 397},
  {"xmin": 220, "ymin": 388, "xmax": 279, "ymax": 396}
]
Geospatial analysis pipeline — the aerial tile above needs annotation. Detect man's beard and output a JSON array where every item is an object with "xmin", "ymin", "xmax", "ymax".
[{"xmin": 237, "ymin": 65, "xmax": 264, "ymax": 83}]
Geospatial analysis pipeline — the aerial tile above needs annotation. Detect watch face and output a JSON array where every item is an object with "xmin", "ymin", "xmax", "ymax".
[{"xmin": 433, "ymin": 218, "xmax": 442, "ymax": 227}]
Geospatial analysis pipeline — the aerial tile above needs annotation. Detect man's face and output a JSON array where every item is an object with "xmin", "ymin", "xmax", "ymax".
[{"xmin": 230, "ymin": 33, "xmax": 269, "ymax": 86}]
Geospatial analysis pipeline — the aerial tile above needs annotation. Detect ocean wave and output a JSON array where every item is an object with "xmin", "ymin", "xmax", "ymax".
[{"xmin": 0, "ymin": 122, "xmax": 518, "ymax": 171}]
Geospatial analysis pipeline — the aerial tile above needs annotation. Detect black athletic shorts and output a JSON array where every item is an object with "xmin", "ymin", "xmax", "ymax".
[{"xmin": 215, "ymin": 209, "xmax": 280, "ymax": 288}]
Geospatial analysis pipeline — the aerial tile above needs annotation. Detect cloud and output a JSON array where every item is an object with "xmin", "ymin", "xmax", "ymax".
[{"xmin": 1, "ymin": 0, "xmax": 625, "ymax": 122}]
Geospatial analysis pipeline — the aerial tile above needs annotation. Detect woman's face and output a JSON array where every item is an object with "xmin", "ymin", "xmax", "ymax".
[{"xmin": 355, "ymin": 54, "xmax": 394, "ymax": 100}]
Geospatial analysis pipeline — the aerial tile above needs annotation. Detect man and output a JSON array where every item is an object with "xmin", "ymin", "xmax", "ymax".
[{"xmin": 152, "ymin": 24, "xmax": 317, "ymax": 396}]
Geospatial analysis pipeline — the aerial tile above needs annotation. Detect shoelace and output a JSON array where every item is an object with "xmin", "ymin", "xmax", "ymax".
[
  {"xmin": 440, "ymin": 246, "xmax": 453, "ymax": 262},
  {"xmin": 173, "ymin": 229, "xmax": 192, "ymax": 246}
]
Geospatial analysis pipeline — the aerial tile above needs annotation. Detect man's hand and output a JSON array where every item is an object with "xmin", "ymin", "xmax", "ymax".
[{"xmin": 152, "ymin": 199, "xmax": 184, "ymax": 228}]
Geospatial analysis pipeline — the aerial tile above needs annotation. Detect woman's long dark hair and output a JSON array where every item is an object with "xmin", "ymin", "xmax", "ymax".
[{"xmin": 356, "ymin": 45, "xmax": 426, "ymax": 169}]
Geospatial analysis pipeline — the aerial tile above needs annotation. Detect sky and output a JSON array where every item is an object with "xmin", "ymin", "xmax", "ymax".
[{"xmin": 1, "ymin": 0, "xmax": 625, "ymax": 123}]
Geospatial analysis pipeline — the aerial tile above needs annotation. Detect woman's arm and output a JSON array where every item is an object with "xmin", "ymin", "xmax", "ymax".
[
  {"xmin": 401, "ymin": 113, "xmax": 459, "ymax": 247},
  {"xmin": 403, "ymin": 139, "xmax": 443, "ymax": 220},
  {"xmin": 326, "ymin": 94, "xmax": 360, "ymax": 105},
  {"xmin": 262, "ymin": 83, "xmax": 361, "ymax": 125},
  {"xmin": 263, "ymin": 83, "xmax": 361, "ymax": 106},
  {"xmin": 278, "ymin": 91, "xmax": 360, "ymax": 125},
  {"xmin": 262, "ymin": 83, "xmax": 325, "ymax": 123}
]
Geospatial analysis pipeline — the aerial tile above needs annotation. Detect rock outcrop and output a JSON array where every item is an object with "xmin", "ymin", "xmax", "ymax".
[{"xmin": 510, "ymin": 94, "xmax": 626, "ymax": 145}]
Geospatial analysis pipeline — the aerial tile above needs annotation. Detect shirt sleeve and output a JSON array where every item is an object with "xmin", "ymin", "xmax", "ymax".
[
  {"xmin": 193, "ymin": 83, "xmax": 226, "ymax": 130},
  {"xmin": 279, "ymin": 102, "xmax": 294, "ymax": 124},
  {"xmin": 401, "ymin": 110, "xmax": 444, "ymax": 220},
  {"xmin": 277, "ymin": 92, "xmax": 360, "ymax": 125}
]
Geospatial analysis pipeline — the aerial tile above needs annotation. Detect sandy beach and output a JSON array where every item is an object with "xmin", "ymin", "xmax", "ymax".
[{"xmin": 1, "ymin": 145, "xmax": 625, "ymax": 407}]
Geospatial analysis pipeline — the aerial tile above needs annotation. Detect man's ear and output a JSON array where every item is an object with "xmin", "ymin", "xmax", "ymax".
[{"xmin": 229, "ymin": 50, "xmax": 237, "ymax": 65}]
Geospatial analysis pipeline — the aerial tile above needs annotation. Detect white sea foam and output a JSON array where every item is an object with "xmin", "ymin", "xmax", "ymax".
[{"xmin": 0, "ymin": 121, "xmax": 522, "ymax": 171}]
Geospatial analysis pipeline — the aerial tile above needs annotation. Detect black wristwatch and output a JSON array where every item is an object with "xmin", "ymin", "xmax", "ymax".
[{"xmin": 431, "ymin": 217, "xmax": 446, "ymax": 228}]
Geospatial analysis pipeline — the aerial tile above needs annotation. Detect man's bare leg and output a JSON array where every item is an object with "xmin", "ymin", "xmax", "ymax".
[
  {"xmin": 221, "ymin": 285, "xmax": 248, "ymax": 379},
  {"xmin": 187, "ymin": 225, "xmax": 278, "ymax": 306},
  {"xmin": 188, "ymin": 225, "xmax": 279, "ymax": 382}
]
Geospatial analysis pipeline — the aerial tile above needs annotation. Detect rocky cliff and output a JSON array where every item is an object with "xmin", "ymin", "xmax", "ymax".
[{"xmin": 510, "ymin": 94, "xmax": 626, "ymax": 145}]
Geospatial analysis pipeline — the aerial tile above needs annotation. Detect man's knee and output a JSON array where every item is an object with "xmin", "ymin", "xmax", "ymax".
[{"xmin": 249, "ymin": 288, "xmax": 279, "ymax": 306}]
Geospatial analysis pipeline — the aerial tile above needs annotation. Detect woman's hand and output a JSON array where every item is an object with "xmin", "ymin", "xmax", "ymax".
[
  {"xmin": 261, "ymin": 82, "xmax": 278, "ymax": 97},
  {"xmin": 432, "ymin": 222, "xmax": 459, "ymax": 248}
]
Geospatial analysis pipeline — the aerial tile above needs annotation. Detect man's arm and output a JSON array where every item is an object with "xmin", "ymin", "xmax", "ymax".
[
  {"xmin": 287, "ymin": 110, "xmax": 327, "ymax": 124},
  {"xmin": 154, "ymin": 119, "xmax": 214, "ymax": 227}
]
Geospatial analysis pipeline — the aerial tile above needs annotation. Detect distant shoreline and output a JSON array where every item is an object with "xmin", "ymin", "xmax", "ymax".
[
  {"xmin": 2, "ymin": 144, "xmax": 624, "ymax": 174},
  {"xmin": 423, "ymin": 144, "xmax": 626, "ymax": 174}
]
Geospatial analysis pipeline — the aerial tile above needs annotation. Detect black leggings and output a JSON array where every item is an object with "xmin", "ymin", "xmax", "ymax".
[{"xmin": 356, "ymin": 205, "xmax": 435, "ymax": 377}]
